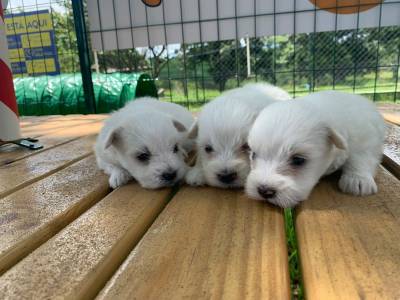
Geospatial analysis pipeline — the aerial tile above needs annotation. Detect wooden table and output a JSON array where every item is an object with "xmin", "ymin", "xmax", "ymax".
[{"xmin": 0, "ymin": 115, "xmax": 398, "ymax": 300}]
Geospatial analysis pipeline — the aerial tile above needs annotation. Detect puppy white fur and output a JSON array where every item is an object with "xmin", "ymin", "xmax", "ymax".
[
  {"xmin": 95, "ymin": 97, "xmax": 194, "ymax": 189},
  {"xmin": 186, "ymin": 83, "xmax": 291, "ymax": 188},
  {"xmin": 246, "ymin": 91, "xmax": 386, "ymax": 208}
]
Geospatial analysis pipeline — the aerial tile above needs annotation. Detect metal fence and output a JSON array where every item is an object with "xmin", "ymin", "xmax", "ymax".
[{"xmin": 4, "ymin": 0, "xmax": 400, "ymax": 114}]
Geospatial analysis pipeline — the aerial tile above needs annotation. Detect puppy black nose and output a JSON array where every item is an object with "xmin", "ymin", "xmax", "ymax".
[
  {"xmin": 257, "ymin": 186, "xmax": 276, "ymax": 199},
  {"xmin": 217, "ymin": 171, "xmax": 237, "ymax": 184},
  {"xmin": 161, "ymin": 170, "xmax": 177, "ymax": 182}
]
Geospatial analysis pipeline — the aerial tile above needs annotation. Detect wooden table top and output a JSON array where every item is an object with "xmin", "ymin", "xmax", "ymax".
[{"xmin": 0, "ymin": 114, "xmax": 398, "ymax": 300}]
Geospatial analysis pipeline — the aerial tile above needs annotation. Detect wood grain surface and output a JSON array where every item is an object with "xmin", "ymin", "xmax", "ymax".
[
  {"xmin": 0, "ymin": 184, "xmax": 172, "ymax": 299},
  {"xmin": 295, "ymin": 167, "xmax": 400, "ymax": 299},
  {"xmin": 0, "ymin": 156, "xmax": 109, "ymax": 275},
  {"xmin": 20, "ymin": 117, "xmax": 104, "ymax": 137},
  {"xmin": 0, "ymin": 135, "xmax": 97, "ymax": 198},
  {"xmin": 382, "ymin": 112, "xmax": 400, "ymax": 126},
  {"xmin": 0, "ymin": 121, "xmax": 103, "ymax": 166},
  {"xmin": 98, "ymin": 187, "xmax": 290, "ymax": 300}
]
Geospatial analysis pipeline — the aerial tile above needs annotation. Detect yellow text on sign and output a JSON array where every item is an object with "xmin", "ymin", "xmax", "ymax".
[
  {"xmin": 21, "ymin": 32, "xmax": 51, "ymax": 48},
  {"xmin": 9, "ymin": 48, "xmax": 25, "ymax": 62},
  {"xmin": 5, "ymin": 13, "xmax": 53, "ymax": 35},
  {"xmin": 13, "ymin": 73, "xmax": 29, "ymax": 78},
  {"xmin": 27, "ymin": 58, "xmax": 57, "ymax": 73}
]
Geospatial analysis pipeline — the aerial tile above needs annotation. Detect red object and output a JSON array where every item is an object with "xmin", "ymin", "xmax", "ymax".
[
  {"xmin": 0, "ymin": 0, "xmax": 19, "ymax": 117},
  {"xmin": 0, "ymin": 59, "xmax": 18, "ymax": 115}
]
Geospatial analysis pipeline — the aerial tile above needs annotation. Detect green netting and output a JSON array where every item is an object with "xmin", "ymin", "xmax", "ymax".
[{"xmin": 14, "ymin": 73, "xmax": 158, "ymax": 115}]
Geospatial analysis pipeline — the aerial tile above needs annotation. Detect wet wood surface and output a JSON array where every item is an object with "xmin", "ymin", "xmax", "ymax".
[
  {"xmin": 295, "ymin": 167, "xmax": 400, "ymax": 299},
  {"xmin": 97, "ymin": 187, "xmax": 290, "ymax": 300},
  {"xmin": 0, "ymin": 114, "xmax": 398, "ymax": 299}
]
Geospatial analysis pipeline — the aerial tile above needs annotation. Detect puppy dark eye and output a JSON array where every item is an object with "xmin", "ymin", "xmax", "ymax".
[
  {"xmin": 290, "ymin": 155, "xmax": 306, "ymax": 167},
  {"xmin": 241, "ymin": 143, "xmax": 250, "ymax": 152},
  {"xmin": 136, "ymin": 152, "xmax": 151, "ymax": 162},
  {"xmin": 251, "ymin": 152, "xmax": 256, "ymax": 160},
  {"xmin": 173, "ymin": 144, "xmax": 179, "ymax": 153},
  {"xmin": 204, "ymin": 144, "xmax": 213, "ymax": 153}
]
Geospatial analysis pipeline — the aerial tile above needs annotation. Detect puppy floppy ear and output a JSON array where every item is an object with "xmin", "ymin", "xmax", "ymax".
[
  {"xmin": 187, "ymin": 120, "xmax": 198, "ymax": 139},
  {"xmin": 104, "ymin": 127, "xmax": 122, "ymax": 149},
  {"xmin": 172, "ymin": 120, "xmax": 187, "ymax": 132},
  {"xmin": 327, "ymin": 127, "xmax": 347, "ymax": 150}
]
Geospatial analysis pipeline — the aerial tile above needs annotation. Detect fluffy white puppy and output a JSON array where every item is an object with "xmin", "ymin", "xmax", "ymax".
[
  {"xmin": 186, "ymin": 83, "xmax": 291, "ymax": 188},
  {"xmin": 95, "ymin": 97, "xmax": 194, "ymax": 189},
  {"xmin": 246, "ymin": 91, "xmax": 386, "ymax": 208}
]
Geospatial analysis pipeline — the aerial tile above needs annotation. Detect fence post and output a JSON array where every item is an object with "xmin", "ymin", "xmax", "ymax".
[{"xmin": 71, "ymin": 0, "xmax": 96, "ymax": 114}]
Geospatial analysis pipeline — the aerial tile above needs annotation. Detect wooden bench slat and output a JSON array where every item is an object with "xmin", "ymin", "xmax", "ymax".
[
  {"xmin": 20, "ymin": 118, "xmax": 103, "ymax": 138},
  {"xmin": 383, "ymin": 122, "xmax": 400, "ymax": 176},
  {"xmin": 0, "ymin": 121, "xmax": 103, "ymax": 166},
  {"xmin": 19, "ymin": 115, "xmax": 60, "ymax": 127},
  {"xmin": 0, "ymin": 135, "xmax": 97, "ymax": 198},
  {"xmin": 0, "ymin": 155, "xmax": 109, "ymax": 275},
  {"xmin": 97, "ymin": 187, "xmax": 290, "ymax": 300},
  {"xmin": 20, "ymin": 118, "xmax": 96, "ymax": 132},
  {"xmin": 383, "ymin": 155, "xmax": 400, "ymax": 180},
  {"xmin": 19, "ymin": 114, "xmax": 105, "ymax": 124},
  {"xmin": 295, "ymin": 167, "xmax": 400, "ymax": 299},
  {"xmin": 0, "ymin": 184, "xmax": 172, "ymax": 299},
  {"xmin": 382, "ymin": 112, "xmax": 400, "ymax": 126},
  {"xmin": 19, "ymin": 115, "xmax": 106, "ymax": 128}
]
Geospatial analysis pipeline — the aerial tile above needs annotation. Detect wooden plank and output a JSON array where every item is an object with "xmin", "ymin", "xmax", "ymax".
[
  {"xmin": 0, "ymin": 121, "xmax": 103, "ymax": 166},
  {"xmin": 0, "ymin": 155, "xmax": 109, "ymax": 275},
  {"xmin": 20, "ymin": 118, "xmax": 103, "ymax": 137},
  {"xmin": 383, "ymin": 155, "xmax": 400, "ymax": 180},
  {"xmin": 19, "ymin": 115, "xmax": 106, "ymax": 128},
  {"xmin": 295, "ymin": 167, "xmax": 400, "ymax": 299},
  {"xmin": 19, "ymin": 115, "xmax": 59, "ymax": 127},
  {"xmin": 383, "ymin": 122, "xmax": 400, "ymax": 172},
  {"xmin": 383, "ymin": 112, "xmax": 400, "ymax": 126},
  {"xmin": 0, "ymin": 135, "xmax": 96, "ymax": 198},
  {"xmin": 97, "ymin": 187, "xmax": 290, "ymax": 300},
  {"xmin": 383, "ymin": 122, "xmax": 400, "ymax": 179},
  {"xmin": 0, "ymin": 184, "xmax": 172, "ymax": 299}
]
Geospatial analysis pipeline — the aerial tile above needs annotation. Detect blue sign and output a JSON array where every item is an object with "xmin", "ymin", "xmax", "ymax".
[{"xmin": 5, "ymin": 10, "xmax": 60, "ymax": 76}]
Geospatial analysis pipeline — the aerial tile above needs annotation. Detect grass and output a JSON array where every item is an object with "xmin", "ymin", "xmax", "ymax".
[
  {"xmin": 284, "ymin": 209, "xmax": 304, "ymax": 300},
  {"xmin": 159, "ymin": 75, "xmax": 400, "ymax": 111}
]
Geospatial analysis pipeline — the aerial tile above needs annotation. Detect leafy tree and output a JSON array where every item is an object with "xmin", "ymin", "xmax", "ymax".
[
  {"xmin": 99, "ymin": 48, "xmax": 150, "ymax": 73},
  {"xmin": 187, "ymin": 41, "xmax": 247, "ymax": 91},
  {"xmin": 52, "ymin": 7, "xmax": 79, "ymax": 73}
]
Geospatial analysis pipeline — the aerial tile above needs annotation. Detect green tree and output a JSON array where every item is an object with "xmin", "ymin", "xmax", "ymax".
[
  {"xmin": 52, "ymin": 7, "xmax": 79, "ymax": 73},
  {"xmin": 187, "ymin": 41, "xmax": 247, "ymax": 91},
  {"xmin": 99, "ymin": 48, "xmax": 150, "ymax": 73}
]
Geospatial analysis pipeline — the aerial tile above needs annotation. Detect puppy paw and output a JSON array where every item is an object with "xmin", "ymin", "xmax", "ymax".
[
  {"xmin": 109, "ymin": 169, "xmax": 131, "ymax": 189},
  {"xmin": 185, "ymin": 167, "xmax": 205, "ymax": 186},
  {"xmin": 338, "ymin": 173, "xmax": 378, "ymax": 196}
]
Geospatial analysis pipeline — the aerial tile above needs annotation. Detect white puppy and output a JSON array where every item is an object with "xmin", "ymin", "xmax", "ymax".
[
  {"xmin": 246, "ymin": 91, "xmax": 386, "ymax": 208},
  {"xmin": 186, "ymin": 83, "xmax": 291, "ymax": 188},
  {"xmin": 95, "ymin": 97, "xmax": 194, "ymax": 189}
]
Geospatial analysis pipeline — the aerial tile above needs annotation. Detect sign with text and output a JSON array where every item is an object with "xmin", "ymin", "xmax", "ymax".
[
  {"xmin": 5, "ymin": 9, "xmax": 60, "ymax": 76},
  {"xmin": 87, "ymin": 0, "xmax": 400, "ymax": 50}
]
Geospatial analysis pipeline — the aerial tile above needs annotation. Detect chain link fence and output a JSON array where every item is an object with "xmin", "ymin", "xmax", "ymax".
[{"xmin": 4, "ymin": 0, "xmax": 400, "ymax": 114}]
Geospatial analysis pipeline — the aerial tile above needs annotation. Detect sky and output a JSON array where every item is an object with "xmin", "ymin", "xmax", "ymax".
[{"xmin": 5, "ymin": 0, "xmax": 65, "ymax": 13}]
